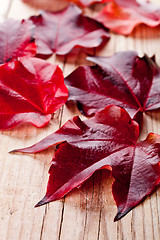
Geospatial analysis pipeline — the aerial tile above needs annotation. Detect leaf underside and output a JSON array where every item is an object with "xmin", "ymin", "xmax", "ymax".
[
  {"xmin": 29, "ymin": 4, "xmax": 110, "ymax": 57},
  {"xmin": 0, "ymin": 19, "xmax": 36, "ymax": 64},
  {"xmin": 97, "ymin": 0, "xmax": 160, "ymax": 35}
]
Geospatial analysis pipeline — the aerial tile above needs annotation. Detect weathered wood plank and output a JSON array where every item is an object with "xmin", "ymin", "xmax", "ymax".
[
  {"xmin": 8, "ymin": 0, "xmax": 39, "ymax": 19},
  {"xmin": 0, "ymin": 0, "xmax": 160, "ymax": 239},
  {"xmin": 0, "ymin": 0, "xmax": 11, "ymax": 20}
]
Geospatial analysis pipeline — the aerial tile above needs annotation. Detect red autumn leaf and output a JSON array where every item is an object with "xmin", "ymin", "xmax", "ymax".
[
  {"xmin": 66, "ymin": 0, "xmax": 105, "ymax": 7},
  {"xmin": 29, "ymin": 4, "xmax": 110, "ymax": 57},
  {"xmin": 96, "ymin": 0, "xmax": 160, "ymax": 35},
  {"xmin": 0, "ymin": 19, "xmax": 36, "ymax": 64},
  {"xmin": 0, "ymin": 57, "xmax": 68, "ymax": 130},
  {"xmin": 11, "ymin": 105, "xmax": 160, "ymax": 221},
  {"xmin": 65, "ymin": 51, "xmax": 160, "ymax": 121}
]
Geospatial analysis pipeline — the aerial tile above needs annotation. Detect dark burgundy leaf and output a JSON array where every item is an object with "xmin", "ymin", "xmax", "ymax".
[
  {"xmin": 0, "ymin": 57, "xmax": 68, "ymax": 129},
  {"xmin": 29, "ymin": 4, "xmax": 110, "ymax": 57},
  {"xmin": 0, "ymin": 19, "xmax": 36, "ymax": 64},
  {"xmin": 96, "ymin": 0, "xmax": 160, "ymax": 35},
  {"xmin": 11, "ymin": 105, "xmax": 160, "ymax": 220},
  {"xmin": 65, "ymin": 51, "xmax": 160, "ymax": 120},
  {"xmin": 112, "ymin": 132, "xmax": 160, "ymax": 221}
]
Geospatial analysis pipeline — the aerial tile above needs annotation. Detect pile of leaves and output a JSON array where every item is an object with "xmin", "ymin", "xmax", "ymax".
[{"xmin": 2, "ymin": 0, "xmax": 160, "ymax": 221}]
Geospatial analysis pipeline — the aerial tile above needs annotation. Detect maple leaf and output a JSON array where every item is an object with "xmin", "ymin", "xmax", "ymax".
[
  {"xmin": 96, "ymin": 0, "xmax": 160, "ymax": 35},
  {"xmin": 65, "ymin": 51, "xmax": 160, "ymax": 122},
  {"xmin": 0, "ymin": 19, "xmax": 36, "ymax": 64},
  {"xmin": 0, "ymin": 57, "xmax": 68, "ymax": 130},
  {"xmin": 29, "ymin": 4, "xmax": 110, "ymax": 57},
  {"xmin": 11, "ymin": 105, "xmax": 160, "ymax": 221}
]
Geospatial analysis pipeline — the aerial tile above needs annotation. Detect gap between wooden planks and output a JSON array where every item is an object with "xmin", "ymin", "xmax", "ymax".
[{"xmin": 0, "ymin": 0, "xmax": 160, "ymax": 239}]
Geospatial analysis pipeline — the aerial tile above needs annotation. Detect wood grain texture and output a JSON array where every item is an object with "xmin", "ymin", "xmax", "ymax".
[{"xmin": 0, "ymin": 0, "xmax": 160, "ymax": 239}]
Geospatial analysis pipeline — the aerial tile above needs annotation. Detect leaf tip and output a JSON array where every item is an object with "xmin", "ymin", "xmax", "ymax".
[
  {"xmin": 114, "ymin": 213, "xmax": 122, "ymax": 222},
  {"xmin": 35, "ymin": 196, "xmax": 48, "ymax": 207},
  {"xmin": 9, "ymin": 149, "xmax": 16, "ymax": 154},
  {"xmin": 114, "ymin": 210, "xmax": 126, "ymax": 222},
  {"xmin": 34, "ymin": 201, "xmax": 44, "ymax": 208},
  {"xmin": 114, "ymin": 207, "xmax": 133, "ymax": 221},
  {"xmin": 9, "ymin": 148, "xmax": 24, "ymax": 154}
]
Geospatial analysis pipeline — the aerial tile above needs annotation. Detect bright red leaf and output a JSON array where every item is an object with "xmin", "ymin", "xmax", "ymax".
[
  {"xmin": 0, "ymin": 19, "xmax": 36, "ymax": 64},
  {"xmin": 11, "ymin": 105, "xmax": 160, "ymax": 221},
  {"xmin": 96, "ymin": 0, "xmax": 160, "ymax": 35},
  {"xmin": 29, "ymin": 4, "xmax": 110, "ymax": 57},
  {"xmin": 65, "ymin": 51, "xmax": 160, "ymax": 122},
  {"xmin": 0, "ymin": 57, "xmax": 68, "ymax": 129}
]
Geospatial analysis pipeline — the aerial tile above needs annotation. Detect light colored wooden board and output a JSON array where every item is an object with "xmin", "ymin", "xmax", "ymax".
[
  {"xmin": 0, "ymin": 0, "xmax": 160, "ymax": 239},
  {"xmin": 0, "ymin": 0, "xmax": 12, "ymax": 20}
]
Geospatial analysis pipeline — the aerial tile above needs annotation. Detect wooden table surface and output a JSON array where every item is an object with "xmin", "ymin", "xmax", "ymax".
[{"xmin": 0, "ymin": 0, "xmax": 160, "ymax": 239}]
